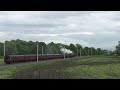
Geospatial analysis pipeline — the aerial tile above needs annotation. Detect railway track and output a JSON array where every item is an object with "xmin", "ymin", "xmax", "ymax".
[
  {"xmin": 0, "ymin": 63, "xmax": 7, "ymax": 67},
  {"xmin": 0, "ymin": 63, "xmax": 25, "ymax": 67}
]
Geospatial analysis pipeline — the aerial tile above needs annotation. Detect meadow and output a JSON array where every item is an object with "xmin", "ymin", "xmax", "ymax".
[{"xmin": 0, "ymin": 56, "xmax": 120, "ymax": 79}]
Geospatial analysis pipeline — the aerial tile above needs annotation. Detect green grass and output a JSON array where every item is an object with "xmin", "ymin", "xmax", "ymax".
[
  {"xmin": 64, "ymin": 64, "xmax": 120, "ymax": 79},
  {"xmin": 0, "ymin": 59, "xmax": 4, "ymax": 64},
  {"xmin": 0, "ymin": 58, "xmax": 70, "ymax": 79},
  {"xmin": 64, "ymin": 56, "xmax": 120, "ymax": 79},
  {"xmin": 0, "ymin": 56, "xmax": 120, "ymax": 79}
]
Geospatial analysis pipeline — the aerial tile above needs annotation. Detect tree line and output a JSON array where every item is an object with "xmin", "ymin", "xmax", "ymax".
[{"xmin": 0, "ymin": 39, "xmax": 109, "ymax": 56}]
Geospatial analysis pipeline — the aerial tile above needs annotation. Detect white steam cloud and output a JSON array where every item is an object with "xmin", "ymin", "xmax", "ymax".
[{"xmin": 60, "ymin": 48, "xmax": 73, "ymax": 54}]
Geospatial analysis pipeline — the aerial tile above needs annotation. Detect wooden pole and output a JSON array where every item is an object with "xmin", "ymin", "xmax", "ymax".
[
  {"xmin": 37, "ymin": 42, "xmax": 38, "ymax": 62},
  {"xmin": 4, "ymin": 42, "xmax": 5, "ymax": 57}
]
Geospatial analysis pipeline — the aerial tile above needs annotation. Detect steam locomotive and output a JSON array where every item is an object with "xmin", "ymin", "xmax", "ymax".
[{"xmin": 4, "ymin": 54, "xmax": 75, "ymax": 64}]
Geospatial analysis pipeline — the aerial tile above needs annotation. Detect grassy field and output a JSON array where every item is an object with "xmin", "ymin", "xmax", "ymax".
[
  {"xmin": 0, "ymin": 59, "xmax": 4, "ymax": 65},
  {"xmin": 0, "ymin": 56, "xmax": 120, "ymax": 79}
]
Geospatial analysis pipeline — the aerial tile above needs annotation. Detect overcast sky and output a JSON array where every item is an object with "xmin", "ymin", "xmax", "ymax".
[{"xmin": 0, "ymin": 11, "xmax": 120, "ymax": 50}]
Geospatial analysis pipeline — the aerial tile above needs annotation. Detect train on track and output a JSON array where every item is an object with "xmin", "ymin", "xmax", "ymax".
[{"xmin": 4, "ymin": 54, "xmax": 75, "ymax": 64}]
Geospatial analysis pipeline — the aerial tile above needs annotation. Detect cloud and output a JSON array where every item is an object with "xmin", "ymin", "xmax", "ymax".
[{"xmin": 0, "ymin": 11, "xmax": 119, "ymax": 50}]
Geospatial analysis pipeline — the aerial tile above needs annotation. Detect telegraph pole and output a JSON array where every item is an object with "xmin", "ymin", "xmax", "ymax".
[
  {"xmin": 42, "ymin": 46, "xmax": 43, "ymax": 55},
  {"xmin": 101, "ymin": 50, "xmax": 102, "ymax": 55},
  {"xmin": 77, "ymin": 47, "xmax": 78, "ymax": 57},
  {"xmin": 64, "ymin": 41, "xmax": 66, "ymax": 59},
  {"xmin": 88, "ymin": 49, "xmax": 89, "ymax": 56},
  {"xmin": 97, "ymin": 49, "xmax": 98, "ymax": 55},
  {"xmin": 91, "ymin": 48, "xmax": 92, "ymax": 56},
  {"xmin": 80, "ymin": 48, "xmax": 81, "ymax": 57},
  {"xmin": 4, "ymin": 41, "xmax": 5, "ymax": 57},
  {"xmin": 37, "ymin": 42, "xmax": 38, "ymax": 62}
]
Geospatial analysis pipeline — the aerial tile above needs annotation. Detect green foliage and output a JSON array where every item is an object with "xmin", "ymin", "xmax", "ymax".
[
  {"xmin": 0, "ymin": 42, "xmax": 4, "ymax": 56},
  {"xmin": 0, "ymin": 39, "xmax": 109, "ymax": 56},
  {"xmin": 69, "ymin": 43, "xmax": 77, "ymax": 55},
  {"xmin": 46, "ymin": 42, "xmax": 61, "ymax": 54}
]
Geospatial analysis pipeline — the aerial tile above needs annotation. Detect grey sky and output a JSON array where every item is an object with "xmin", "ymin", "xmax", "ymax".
[{"xmin": 0, "ymin": 11, "xmax": 119, "ymax": 50}]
